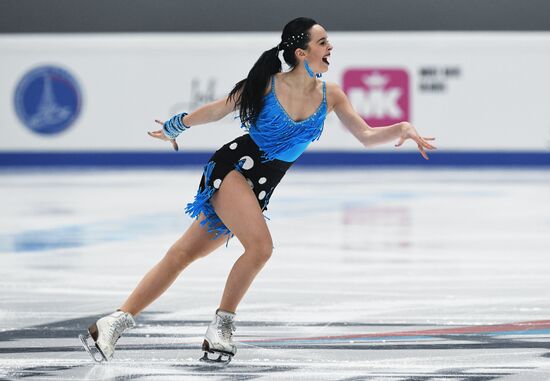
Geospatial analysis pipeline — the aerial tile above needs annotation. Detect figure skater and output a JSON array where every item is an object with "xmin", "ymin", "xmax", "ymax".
[{"xmin": 79, "ymin": 17, "xmax": 436, "ymax": 364}]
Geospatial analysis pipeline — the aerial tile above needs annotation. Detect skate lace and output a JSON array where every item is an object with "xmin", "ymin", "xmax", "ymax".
[
  {"xmin": 218, "ymin": 315, "xmax": 236, "ymax": 342},
  {"xmin": 108, "ymin": 315, "xmax": 132, "ymax": 345}
]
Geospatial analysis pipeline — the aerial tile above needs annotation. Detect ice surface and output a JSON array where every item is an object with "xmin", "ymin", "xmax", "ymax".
[{"xmin": 1, "ymin": 168, "xmax": 549, "ymax": 380}]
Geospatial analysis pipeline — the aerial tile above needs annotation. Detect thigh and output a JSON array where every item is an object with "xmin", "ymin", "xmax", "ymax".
[
  {"xmin": 210, "ymin": 170, "xmax": 272, "ymax": 249},
  {"xmin": 171, "ymin": 214, "xmax": 227, "ymax": 259}
]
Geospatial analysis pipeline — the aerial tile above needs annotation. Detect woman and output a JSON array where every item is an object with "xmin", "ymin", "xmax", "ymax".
[{"xmin": 79, "ymin": 17, "xmax": 435, "ymax": 364}]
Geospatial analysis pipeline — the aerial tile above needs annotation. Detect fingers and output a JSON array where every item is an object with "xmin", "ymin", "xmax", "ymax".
[
  {"xmin": 396, "ymin": 135, "xmax": 434, "ymax": 160},
  {"xmin": 417, "ymin": 143, "xmax": 434, "ymax": 159},
  {"xmin": 396, "ymin": 125, "xmax": 435, "ymax": 159},
  {"xmin": 148, "ymin": 129, "xmax": 169, "ymax": 142},
  {"xmin": 413, "ymin": 136, "xmax": 437, "ymax": 150},
  {"xmin": 417, "ymin": 136, "xmax": 436, "ymax": 150},
  {"xmin": 396, "ymin": 136, "xmax": 436, "ymax": 151},
  {"xmin": 147, "ymin": 130, "xmax": 164, "ymax": 139},
  {"xmin": 415, "ymin": 135, "xmax": 435, "ymax": 160},
  {"xmin": 155, "ymin": 119, "xmax": 164, "ymax": 126},
  {"xmin": 394, "ymin": 136, "xmax": 406, "ymax": 147},
  {"xmin": 148, "ymin": 125, "xmax": 179, "ymax": 151}
]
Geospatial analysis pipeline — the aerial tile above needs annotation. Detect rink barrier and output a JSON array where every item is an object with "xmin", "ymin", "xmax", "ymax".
[{"xmin": 1, "ymin": 151, "xmax": 550, "ymax": 167}]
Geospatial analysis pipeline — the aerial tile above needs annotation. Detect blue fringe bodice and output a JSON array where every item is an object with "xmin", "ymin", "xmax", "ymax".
[{"xmin": 246, "ymin": 75, "xmax": 327, "ymax": 162}]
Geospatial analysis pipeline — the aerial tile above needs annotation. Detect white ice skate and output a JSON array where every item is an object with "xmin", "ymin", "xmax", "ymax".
[
  {"xmin": 200, "ymin": 309, "xmax": 237, "ymax": 365},
  {"xmin": 79, "ymin": 310, "xmax": 135, "ymax": 362}
]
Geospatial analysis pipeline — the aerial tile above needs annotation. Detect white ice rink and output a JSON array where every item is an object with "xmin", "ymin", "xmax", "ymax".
[{"xmin": 1, "ymin": 167, "xmax": 550, "ymax": 380}]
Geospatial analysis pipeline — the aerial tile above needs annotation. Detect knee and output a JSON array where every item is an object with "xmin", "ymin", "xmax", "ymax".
[
  {"xmin": 245, "ymin": 240, "xmax": 273, "ymax": 266},
  {"xmin": 165, "ymin": 245, "xmax": 205, "ymax": 270}
]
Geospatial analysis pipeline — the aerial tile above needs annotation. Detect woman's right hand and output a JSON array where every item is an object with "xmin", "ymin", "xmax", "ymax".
[{"xmin": 147, "ymin": 120, "xmax": 179, "ymax": 151}]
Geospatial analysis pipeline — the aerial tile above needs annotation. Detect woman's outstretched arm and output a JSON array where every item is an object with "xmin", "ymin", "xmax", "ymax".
[
  {"xmin": 330, "ymin": 83, "xmax": 436, "ymax": 159},
  {"xmin": 148, "ymin": 93, "xmax": 240, "ymax": 151},
  {"xmin": 180, "ymin": 95, "xmax": 238, "ymax": 127}
]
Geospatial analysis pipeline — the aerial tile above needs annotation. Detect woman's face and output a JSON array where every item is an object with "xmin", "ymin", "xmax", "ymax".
[{"xmin": 300, "ymin": 24, "xmax": 333, "ymax": 74}]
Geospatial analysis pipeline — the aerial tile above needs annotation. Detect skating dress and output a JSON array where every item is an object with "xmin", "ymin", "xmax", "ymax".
[{"xmin": 185, "ymin": 75, "xmax": 327, "ymax": 238}]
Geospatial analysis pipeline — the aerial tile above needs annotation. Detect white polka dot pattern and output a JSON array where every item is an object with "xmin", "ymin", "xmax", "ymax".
[
  {"xmin": 213, "ymin": 179, "xmax": 222, "ymax": 189},
  {"xmin": 258, "ymin": 177, "xmax": 267, "ymax": 184},
  {"xmin": 239, "ymin": 156, "xmax": 254, "ymax": 170},
  {"xmin": 258, "ymin": 190, "xmax": 266, "ymax": 200},
  {"xmin": 229, "ymin": 142, "xmax": 238, "ymax": 150}
]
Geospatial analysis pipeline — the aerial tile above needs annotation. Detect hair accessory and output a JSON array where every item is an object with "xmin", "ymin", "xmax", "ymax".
[
  {"xmin": 277, "ymin": 49, "xmax": 291, "ymax": 72},
  {"xmin": 162, "ymin": 112, "xmax": 189, "ymax": 139},
  {"xmin": 280, "ymin": 32, "xmax": 308, "ymax": 49}
]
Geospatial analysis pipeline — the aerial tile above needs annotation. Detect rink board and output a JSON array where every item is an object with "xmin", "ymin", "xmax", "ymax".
[
  {"xmin": 2, "ymin": 151, "xmax": 550, "ymax": 167},
  {"xmin": 2, "ymin": 32, "xmax": 550, "ymax": 168}
]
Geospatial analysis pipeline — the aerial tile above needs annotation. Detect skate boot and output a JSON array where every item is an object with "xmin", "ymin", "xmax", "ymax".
[
  {"xmin": 200, "ymin": 309, "xmax": 237, "ymax": 365},
  {"xmin": 79, "ymin": 310, "xmax": 135, "ymax": 362}
]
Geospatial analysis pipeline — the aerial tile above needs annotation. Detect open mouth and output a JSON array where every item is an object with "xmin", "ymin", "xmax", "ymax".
[{"xmin": 322, "ymin": 55, "xmax": 330, "ymax": 65}]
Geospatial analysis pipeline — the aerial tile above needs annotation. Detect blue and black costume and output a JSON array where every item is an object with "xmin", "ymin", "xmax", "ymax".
[{"xmin": 185, "ymin": 76, "xmax": 328, "ymax": 239}]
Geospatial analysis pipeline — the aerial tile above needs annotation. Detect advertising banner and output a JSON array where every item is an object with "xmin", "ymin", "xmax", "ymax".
[{"xmin": 1, "ymin": 32, "xmax": 549, "ymax": 165}]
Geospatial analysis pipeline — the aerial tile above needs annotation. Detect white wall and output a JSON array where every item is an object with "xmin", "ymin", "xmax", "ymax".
[{"xmin": 2, "ymin": 32, "xmax": 550, "ymax": 152}]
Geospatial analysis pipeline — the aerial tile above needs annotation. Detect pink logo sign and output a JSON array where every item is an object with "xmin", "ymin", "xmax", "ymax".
[{"xmin": 342, "ymin": 69, "xmax": 409, "ymax": 127}]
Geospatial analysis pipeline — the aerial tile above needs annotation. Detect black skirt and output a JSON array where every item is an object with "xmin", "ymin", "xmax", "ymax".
[{"xmin": 185, "ymin": 134, "xmax": 294, "ymax": 239}]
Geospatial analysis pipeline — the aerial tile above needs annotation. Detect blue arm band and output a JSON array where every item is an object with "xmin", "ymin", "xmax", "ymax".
[{"xmin": 162, "ymin": 112, "xmax": 190, "ymax": 139}]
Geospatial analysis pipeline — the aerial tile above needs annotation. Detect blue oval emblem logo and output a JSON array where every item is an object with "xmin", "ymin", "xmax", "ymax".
[{"xmin": 14, "ymin": 65, "xmax": 82, "ymax": 135}]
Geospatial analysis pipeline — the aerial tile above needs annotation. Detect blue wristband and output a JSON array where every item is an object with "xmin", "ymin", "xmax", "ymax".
[{"xmin": 162, "ymin": 112, "xmax": 189, "ymax": 139}]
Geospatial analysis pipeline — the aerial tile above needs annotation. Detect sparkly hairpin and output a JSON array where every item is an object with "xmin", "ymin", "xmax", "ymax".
[{"xmin": 280, "ymin": 32, "xmax": 308, "ymax": 49}]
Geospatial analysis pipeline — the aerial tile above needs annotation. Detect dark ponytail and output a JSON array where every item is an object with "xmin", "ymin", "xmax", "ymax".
[
  {"xmin": 228, "ymin": 46, "xmax": 281, "ymax": 127},
  {"xmin": 228, "ymin": 17, "xmax": 318, "ymax": 127}
]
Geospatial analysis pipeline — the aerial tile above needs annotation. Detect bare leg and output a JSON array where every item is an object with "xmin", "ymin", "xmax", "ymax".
[
  {"xmin": 120, "ymin": 215, "xmax": 225, "ymax": 316},
  {"xmin": 210, "ymin": 171, "xmax": 274, "ymax": 313}
]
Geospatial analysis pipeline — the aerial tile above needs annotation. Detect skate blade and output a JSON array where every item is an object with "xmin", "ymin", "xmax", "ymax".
[
  {"xmin": 199, "ymin": 339, "xmax": 232, "ymax": 365},
  {"xmin": 199, "ymin": 352, "xmax": 232, "ymax": 366},
  {"xmin": 79, "ymin": 332, "xmax": 107, "ymax": 363}
]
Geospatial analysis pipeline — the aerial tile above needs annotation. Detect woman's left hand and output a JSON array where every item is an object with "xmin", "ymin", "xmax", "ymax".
[{"xmin": 395, "ymin": 122, "xmax": 436, "ymax": 160}]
